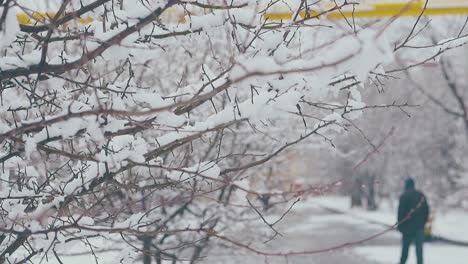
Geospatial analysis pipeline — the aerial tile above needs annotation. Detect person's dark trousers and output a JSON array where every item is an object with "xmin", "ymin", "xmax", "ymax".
[{"xmin": 400, "ymin": 228, "xmax": 424, "ymax": 264}]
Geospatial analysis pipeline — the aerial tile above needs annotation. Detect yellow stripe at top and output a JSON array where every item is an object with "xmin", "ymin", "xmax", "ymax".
[
  {"xmin": 16, "ymin": 12, "xmax": 93, "ymax": 25},
  {"xmin": 15, "ymin": 1, "xmax": 468, "ymax": 26}
]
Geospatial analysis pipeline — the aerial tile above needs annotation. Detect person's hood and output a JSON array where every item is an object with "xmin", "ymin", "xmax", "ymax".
[{"xmin": 405, "ymin": 177, "xmax": 415, "ymax": 191}]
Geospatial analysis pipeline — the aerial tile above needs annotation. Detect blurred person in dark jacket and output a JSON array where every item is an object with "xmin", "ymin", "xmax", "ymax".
[{"xmin": 397, "ymin": 177, "xmax": 429, "ymax": 264}]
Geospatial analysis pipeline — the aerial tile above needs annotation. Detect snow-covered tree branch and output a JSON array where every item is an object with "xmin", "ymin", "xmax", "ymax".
[{"xmin": 1, "ymin": 0, "xmax": 468, "ymax": 263}]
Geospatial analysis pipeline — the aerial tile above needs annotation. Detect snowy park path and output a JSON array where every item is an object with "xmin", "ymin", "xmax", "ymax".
[
  {"xmin": 206, "ymin": 199, "xmax": 468, "ymax": 264},
  {"xmin": 207, "ymin": 202, "xmax": 396, "ymax": 263},
  {"xmin": 264, "ymin": 202, "xmax": 399, "ymax": 264}
]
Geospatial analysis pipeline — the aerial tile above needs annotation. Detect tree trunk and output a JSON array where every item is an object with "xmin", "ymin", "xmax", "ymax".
[
  {"xmin": 351, "ymin": 178, "xmax": 363, "ymax": 208},
  {"xmin": 142, "ymin": 236, "xmax": 152, "ymax": 264},
  {"xmin": 366, "ymin": 176, "xmax": 377, "ymax": 211}
]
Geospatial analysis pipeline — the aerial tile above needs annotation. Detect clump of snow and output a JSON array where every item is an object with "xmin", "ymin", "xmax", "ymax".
[{"xmin": 97, "ymin": 135, "xmax": 148, "ymax": 164}]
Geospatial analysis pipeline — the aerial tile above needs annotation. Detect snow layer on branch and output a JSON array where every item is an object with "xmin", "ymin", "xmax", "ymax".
[
  {"xmin": 230, "ymin": 28, "xmax": 393, "ymax": 86},
  {"xmin": 154, "ymin": 86, "xmax": 303, "ymax": 153},
  {"xmin": 132, "ymin": 92, "xmax": 171, "ymax": 108},
  {"xmin": 431, "ymin": 35, "xmax": 468, "ymax": 61},
  {"xmin": 63, "ymin": 162, "xmax": 107, "ymax": 195},
  {"xmin": 97, "ymin": 135, "xmax": 148, "ymax": 165},
  {"xmin": 0, "ymin": 50, "xmax": 42, "ymax": 71}
]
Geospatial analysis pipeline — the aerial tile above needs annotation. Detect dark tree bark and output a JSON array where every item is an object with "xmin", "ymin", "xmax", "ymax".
[
  {"xmin": 351, "ymin": 178, "xmax": 363, "ymax": 208},
  {"xmin": 366, "ymin": 175, "xmax": 377, "ymax": 211}
]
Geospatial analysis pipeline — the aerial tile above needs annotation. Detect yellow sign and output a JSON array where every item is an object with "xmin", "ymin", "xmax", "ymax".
[
  {"xmin": 266, "ymin": 2, "xmax": 468, "ymax": 20},
  {"xmin": 16, "ymin": 12, "xmax": 92, "ymax": 25},
  {"xmin": 15, "ymin": 1, "xmax": 468, "ymax": 26}
]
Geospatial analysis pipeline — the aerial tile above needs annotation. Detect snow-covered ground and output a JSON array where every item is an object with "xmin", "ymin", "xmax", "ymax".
[
  {"xmin": 312, "ymin": 195, "xmax": 468, "ymax": 243},
  {"xmin": 433, "ymin": 210, "xmax": 468, "ymax": 242},
  {"xmin": 16, "ymin": 196, "xmax": 468, "ymax": 264},
  {"xmin": 208, "ymin": 198, "xmax": 468, "ymax": 264},
  {"xmin": 355, "ymin": 245, "xmax": 468, "ymax": 264}
]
